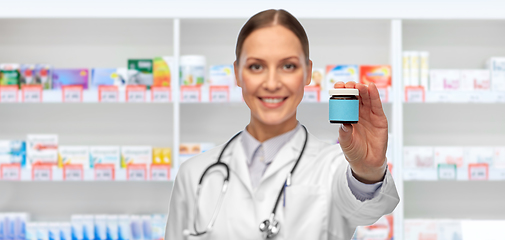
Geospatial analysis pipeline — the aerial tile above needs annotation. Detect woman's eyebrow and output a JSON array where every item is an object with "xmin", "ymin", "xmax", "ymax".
[{"xmin": 281, "ymin": 56, "xmax": 300, "ymax": 61}]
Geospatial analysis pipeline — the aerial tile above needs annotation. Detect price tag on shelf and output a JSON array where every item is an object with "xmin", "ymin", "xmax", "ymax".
[
  {"xmin": 63, "ymin": 164, "xmax": 83, "ymax": 181},
  {"xmin": 468, "ymin": 163, "xmax": 488, "ymax": 181},
  {"xmin": 497, "ymin": 93, "xmax": 505, "ymax": 103},
  {"xmin": 22, "ymin": 85, "xmax": 43, "ymax": 103},
  {"xmin": 32, "ymin": 164, "xmax": 52, "ymax": 181},
  {"xmin": 405, "ymin": 86, "xmax": 425, "ymax": 102},
  {"xmin": 438, "ymin": 164, "xmax": 456, "ymax": 180},
  {"xmin": 99, "ymin": 86, "xmax": 119, "ymax": 102},
  {"xmin": 126, "ymin": 85, "xmax": 146, "ymax": 103},
  {"xmin": 151, "ymin": 87, "xmax": 171, "ymax": 102},
  {"xmin": 1, "ymin": 164, "xmax": 21, "ymax": 180},
  {"xmin": 436, "ymin": 93, "xmax": 450, "ymax": 103},
  {"xmin": 181, "ymin": 86, "xmax": 201, "ymax": 102},
  {"xmin": 62, "ymin": 86, "xmax": 83, "ymax": 103},
  {"xmin": 468, "ymin": 93, "xmax": 482, "ymax": 103},
  {"xmin": 302, "ymin": 86, "xmax": 320, "ymax": 102},
  {"xmin": 0, "ymin": 86, "xmax": 19, "ymax": 103},
  {"xmin": 377, "ymin": 87, "xmax": 388, "ymax": 103},
  {"xmin": 127, "ymin": 164, "xmax": 147, "ymax": 181},
  {"xmin": 150, "ymin": 164, "xmax": 170, "ymax": 181},
  {"xmin": 209, "ymin": 85, "xmax": 229, "ymax": 102},
  {"xmin": 94, "ymin": 164, "xmax": 115, "ymax": 181}
]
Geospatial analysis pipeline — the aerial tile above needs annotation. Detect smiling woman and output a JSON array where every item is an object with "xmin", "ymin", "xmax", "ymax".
[{"xmin": 166, "ymin": 9, "xmax": 399, "ymax": 240}]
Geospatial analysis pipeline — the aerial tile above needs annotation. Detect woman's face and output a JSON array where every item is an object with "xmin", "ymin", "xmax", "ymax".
[{"xmin": 235, "ymin": 25, "xmax": 312, "ymax": 126}]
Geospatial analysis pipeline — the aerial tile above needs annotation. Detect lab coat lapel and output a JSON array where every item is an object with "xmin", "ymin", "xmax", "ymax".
[
  {"xmin": 261, "ymin": 127, "xmax": 305, "ymax": 182},
  {"xmin": 224, "ymin": 135, "xmax": 254, "ymax": 194}
]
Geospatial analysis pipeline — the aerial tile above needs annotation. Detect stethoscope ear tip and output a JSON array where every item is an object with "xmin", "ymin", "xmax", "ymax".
[{"xmin": 182, "ymin": 229, "xmax": 190, "ymax": 236}]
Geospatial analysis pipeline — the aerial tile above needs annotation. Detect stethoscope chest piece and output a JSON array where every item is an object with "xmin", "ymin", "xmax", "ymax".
[{"xmin": 259, "ymin": 216, "xmax": 280, "ymax": 239}]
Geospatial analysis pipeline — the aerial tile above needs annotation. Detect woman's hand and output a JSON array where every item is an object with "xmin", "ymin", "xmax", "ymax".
[{"xmin": 334, "ymin": 81, "xmax": 388, "ymax": 184}]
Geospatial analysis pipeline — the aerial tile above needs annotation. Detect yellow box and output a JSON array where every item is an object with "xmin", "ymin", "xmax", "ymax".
[{"xmin": 153, "ymin": 148, "xmax": 172, "ymax": 165}]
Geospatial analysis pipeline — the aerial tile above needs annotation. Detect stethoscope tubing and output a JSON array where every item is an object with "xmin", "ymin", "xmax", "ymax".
[{"xmin": 188, "ymin": 125, "xmax": 308, "ymax": 238}]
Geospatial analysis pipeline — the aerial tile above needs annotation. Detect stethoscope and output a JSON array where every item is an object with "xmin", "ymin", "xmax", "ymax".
[{"xmin": 183, "ymin": 125, "xmax": 308, "ymax": 239}]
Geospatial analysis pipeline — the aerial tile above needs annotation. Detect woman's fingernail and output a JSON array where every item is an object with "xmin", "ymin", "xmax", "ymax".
[{"xmin": 341, "ymin": 124, "xmax": 348, "ymax": 132}]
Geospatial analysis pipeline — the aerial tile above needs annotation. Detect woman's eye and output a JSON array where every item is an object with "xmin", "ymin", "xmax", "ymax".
[
  {"xmin": 249, "ymin": 64, "xmax": 263, "ymax": 71},
  {"xmin": 283, "ymin": 64, "xmax": 296, "ymax": 70}
]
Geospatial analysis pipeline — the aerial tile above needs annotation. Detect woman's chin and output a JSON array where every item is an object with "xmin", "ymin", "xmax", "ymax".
[{"xmin": 256, "ymin": 113, "xmax": 294, "ymax": 126}]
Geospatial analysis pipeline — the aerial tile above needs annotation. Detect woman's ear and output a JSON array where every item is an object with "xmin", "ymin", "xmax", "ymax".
[
  {"xmin": 305, "ymin": 60, "xmax": 313, "ymax": 86},
  {"xmin": 234, "ymin": 61, "xmax": 242, "ymax": 88}
]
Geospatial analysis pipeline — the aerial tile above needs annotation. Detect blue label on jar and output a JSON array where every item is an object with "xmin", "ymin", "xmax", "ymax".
[{"xmin": 329, "ymin": 99, "xmax": 359, "ymax": 122}]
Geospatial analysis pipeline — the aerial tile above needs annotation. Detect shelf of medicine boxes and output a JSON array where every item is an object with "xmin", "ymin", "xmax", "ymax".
[
  {"xmin": 0, "ymin": 103, "xmax": 174, "ymax": 181},
  {"xmin": 402, "ymin": 102, "xmax": 505, "ymax": 179},
  {"xmin": 402, "ymin": 19, "xmax": 505, "ymax": 104}
]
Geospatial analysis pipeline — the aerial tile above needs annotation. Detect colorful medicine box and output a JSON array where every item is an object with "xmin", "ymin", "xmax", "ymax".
[
  {"xmin": 58, "ymin": 146, "xmax": 90, "ymax": 169},
  {"xmin": 26, "ymin": 134, "xmax": 58, "ymax": 166},
  {"xmin": 0, "ymin": 64, "xmax": 20, "ymax": 87},
  {"xmin": 34, "ymin": 64, "xmax": 52, "ymax": 89},
  {"xmin": 325, "ymin": 65, "xmax": 359, "ymax": 88},
  {"xmin": 359, "ymin": 65, "xmax": 391, "ymax": 88},
  {"xmin": 121, "ymin": 146, "xmax": 152, "ymax": 168},
  {"xmin": 152, "ymin": 148, "xmax": 172, "ymax": 166},
  {"xmin": 52, "ymin": 69, "xmax": 89, "ymax": 89},
  {"xmin": 90, "ymin": 68, "xmax": 119, "ymax": 89},
  {"xmin": 208, "ymin": 65, "xmax": 235, "ymax": 87},
  {"xmin": 153, "ymin": 57, "xmax": 174, "ymax": 87},
  {"xmin": 89, "ymin": 146, "xmax": 121, "ymax": 169},
  {"xmin": 128, "ymin": 59, "xmax": 153, "ymax": 87}
]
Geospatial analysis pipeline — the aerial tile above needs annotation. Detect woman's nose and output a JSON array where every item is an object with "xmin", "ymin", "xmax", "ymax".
[{"xmin": 262, "ymin": 69, "xmax": 282, "ymax": 92}]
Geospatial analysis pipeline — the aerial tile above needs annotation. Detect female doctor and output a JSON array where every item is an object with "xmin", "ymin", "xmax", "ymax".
[{"xmin": 166, "ymin": 9, "xmax": 399, "ymax": 240}]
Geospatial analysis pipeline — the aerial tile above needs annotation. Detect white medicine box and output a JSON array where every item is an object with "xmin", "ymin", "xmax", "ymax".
[
  {"xmin": 429, "ymin": 70, "xmax": 461, "ymax": 91},
  {"xmin": 404, "ymin": 146, "xmax": 434, "ymax": 169}
]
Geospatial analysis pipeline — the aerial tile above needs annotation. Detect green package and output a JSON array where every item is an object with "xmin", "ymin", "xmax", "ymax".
[
  {"xmin": 128, "ymin": 59, "xmax": 153, "ymax": 87},
  {"xmin": 0, "ymin": 69, "xmax": 20, "ymax": 87}
]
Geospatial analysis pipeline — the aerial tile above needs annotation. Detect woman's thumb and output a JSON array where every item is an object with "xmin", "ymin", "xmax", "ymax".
[{"xmin": 338, "ymin": 124, "xmax": 353, "ymax": 149}]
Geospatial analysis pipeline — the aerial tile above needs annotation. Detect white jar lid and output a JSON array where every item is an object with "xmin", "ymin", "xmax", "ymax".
[{"xmin": 329, "ymin": 88, "xmax": 359, "ymax": 96}]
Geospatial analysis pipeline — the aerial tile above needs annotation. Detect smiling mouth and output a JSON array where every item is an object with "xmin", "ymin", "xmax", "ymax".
[{"xmin": 259, "ymin": 97, "xmax": 288, "ymax": 104}]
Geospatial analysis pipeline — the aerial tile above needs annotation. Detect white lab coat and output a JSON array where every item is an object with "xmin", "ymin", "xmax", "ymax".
[{"xmin": 166, "ymin": 128, "xmax": 399, "ymax": 240}]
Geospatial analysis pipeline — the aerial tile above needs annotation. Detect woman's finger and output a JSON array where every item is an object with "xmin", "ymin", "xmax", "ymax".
[
  {"xmin": 338, "ymin": 123, "xmax": 354, "ymax": 150},
  {"xmin": 333, "ymin": 81, "xmax": 346, "ymax": 89},
  {"xmin": 368, "ymin": 82, "xmax": 385, "ymax": 116},
  {"xmin": 344, "ymin": 81, "xmax": 356, "ymax": 89}
]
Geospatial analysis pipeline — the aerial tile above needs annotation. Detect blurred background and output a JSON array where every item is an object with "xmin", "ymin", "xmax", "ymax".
[{"xmin": 1, "ymin": 0, "xmax": 505, "ymax": 239}]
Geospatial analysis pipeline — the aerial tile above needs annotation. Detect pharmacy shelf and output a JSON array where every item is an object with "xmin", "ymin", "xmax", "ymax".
[
  {"xmin": 405, "ymin": 91, "xmax": 505, "ymax": 103},
  {"xmin": 9, "ymin": 168, "xmax": 172, "ymax": 182},
  {"xmin": 0, "ymin": 181, "xmax": 173, "ymax": 221},
  {"xmin": 404, "ymin": 181, "xmax": 505, "ymax": 219},
  {"xmin": 403, "ymin": 20, "xmax": 505, "ymax": 69},
  {"xmin": 2, "ymin": 0, "xmax": 505, "ymax": 19},
  {"xmin": 403, "ymin": 168, "xmax": 505, "ymax": 181}
]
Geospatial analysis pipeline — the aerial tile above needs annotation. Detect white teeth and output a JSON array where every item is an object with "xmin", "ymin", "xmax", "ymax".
[{"xmin": 261, "ymin": 98, "xmax": 284, "ymax": 104}]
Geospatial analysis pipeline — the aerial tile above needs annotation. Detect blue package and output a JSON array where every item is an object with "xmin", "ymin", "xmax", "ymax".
[
  {"xmin": 0, "ymin": 214, "xmax": 5, "ymax": 240},
  {"xmin": 90, "ymin": 69, "xmax": 118, "ymax": 89},
  {"xmin": 52, "ymin": 69, "xmax": 89, "ymax": 90},
  {"xmin": 0, "ymin": 141, "xmax": 25, "ymax": 155},
  {"xmin": 141, "ymin": 217, "xmax": 151, "ymax": 240},
  {"xmin": 117, "ymin": 216, "xmax": 129, "ymax": 240},
  {"xmin": 60, "ymin": 223, "xmax": 71, "ymax": 240},
  {"xmin": 14, "ymin": 214, "xmax": 28, "ymax": 240},
  {"xmin": 6, "ymin": 215, "xmax": 14, "ymax": 240}
]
